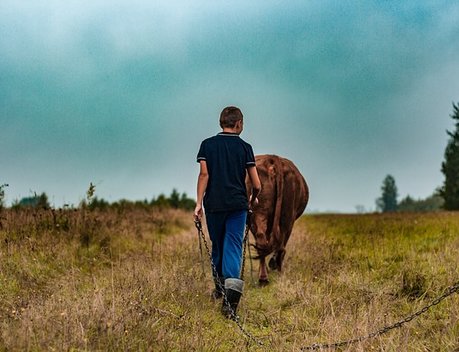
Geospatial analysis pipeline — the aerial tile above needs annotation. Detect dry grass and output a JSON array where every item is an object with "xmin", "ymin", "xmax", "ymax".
[{"xmin": 1, "ymin": 209, "xmax": 459, "ymax": 351}]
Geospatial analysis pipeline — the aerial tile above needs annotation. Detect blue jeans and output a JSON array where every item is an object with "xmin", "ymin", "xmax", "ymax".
[{"xmin": 205, "ymin": 210, "xmax": 247, "ymax": 280}]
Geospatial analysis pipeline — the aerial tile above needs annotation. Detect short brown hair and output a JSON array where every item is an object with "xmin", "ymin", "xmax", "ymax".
[{"xmin": 220, "ymin": 106, "xmax": 243, "ymax": 128}]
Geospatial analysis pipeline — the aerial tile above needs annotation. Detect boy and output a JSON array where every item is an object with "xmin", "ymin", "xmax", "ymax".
[{"xmin": 194, "ymin": 106, "xmax": 261, "ymax": 318}]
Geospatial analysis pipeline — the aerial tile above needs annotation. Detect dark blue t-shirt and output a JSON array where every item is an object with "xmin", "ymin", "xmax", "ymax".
[{"xmin": 197, "ymin": 132, "xmax": 256, "ymax": 213}]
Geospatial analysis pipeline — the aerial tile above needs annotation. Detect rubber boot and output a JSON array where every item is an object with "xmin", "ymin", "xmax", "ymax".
[
  {"xmin": 211, "ymin": 276, "xmax": 224, "ymax": 300},
  {"xmin": 221, "ymin": 278, "xmax": 244, "ymax": 320}
]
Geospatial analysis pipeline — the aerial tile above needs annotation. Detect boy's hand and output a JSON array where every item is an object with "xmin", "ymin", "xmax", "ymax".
[
  {"xmin": 194, "ymin": 204, "xmax": 203, "ymax": 221},
  {"xmin": 249, "ymin": 195, "xmax": 258, "ymax": 210}
]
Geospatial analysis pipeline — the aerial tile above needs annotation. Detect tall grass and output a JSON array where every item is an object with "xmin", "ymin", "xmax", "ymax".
[{"xmin": 1, "ymin": 210, "xmax": 458, "ymax": 351}]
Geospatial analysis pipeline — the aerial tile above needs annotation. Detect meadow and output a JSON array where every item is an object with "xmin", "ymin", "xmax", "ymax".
[{"xmin": 1, "ymin": 207, "xmax": 458, "ymax": 351}]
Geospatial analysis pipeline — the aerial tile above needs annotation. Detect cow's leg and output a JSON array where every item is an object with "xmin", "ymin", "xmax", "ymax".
[
  {"xmin": 268, "ymin": 248, "xmax": 285, "ymax": 271},
  {"xmin": 258, "ymin": 256, "xmax": 269, "ymax": 285},
  {"xmin": 275, "ymin": 224, "xmax": 294, "ymax": 272},
  {"xmin": 268, "ymin": 254, "xmax": 278, "ymax": 270},
  {"xmin": 275, "ymin": 248, "xmax": 286, "ymax": 271}
]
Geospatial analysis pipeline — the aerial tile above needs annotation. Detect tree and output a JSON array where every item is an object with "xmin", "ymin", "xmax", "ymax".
[
  {"xmin": 0, "ymin": 184, "xmax": 8, "ymax": 210},
  {"xmin": 17, "ymin": 192, "xmax": 50, "ymax": 209},
  {"xmin": 178, "ymin": 192, "xmax": 196, "ymax": 211},
  {"xmin": 88, "ymin": 197, "xmax": 110, "ymax": 211},
  {"xmin": 441, "ymin": 102, "xmax": 459, "ymax": 210},
  {"xmin": 376, "ymin": 175, "xmax": 398, "ymax": 212},
  {"xmin": 151, "ymin": 194, "xmax": 170, "ymax": 209},
  {"xmin": 0, "ymin": 184, "xmax": 8, "ymax": 229},
  {"xmin": 150, "ymin": 189, "xmax": 196, "ymax": 210},
  {"xmin": 398, "ymin": 193, "xmax": 443, "ymax": 212},
  {"xmin": 169, "ymin": 189, "xmax": 181, "ymax": 208}
]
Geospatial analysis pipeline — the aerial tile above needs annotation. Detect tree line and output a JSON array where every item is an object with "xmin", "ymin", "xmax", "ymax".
[
  {"xmin": 376, "ymin": 175, "xmax": 444, "ymax": 212},
  {"xmin": 0, "ymin": 188, "xmax": 196, "ymax": 212},
  {"xmin": 377, "ymin": 102, "xmax": 459, "ymax": 212},
  {"xmin": 85, "ymin": 189, "xmax": 196, "ymax": 211}
]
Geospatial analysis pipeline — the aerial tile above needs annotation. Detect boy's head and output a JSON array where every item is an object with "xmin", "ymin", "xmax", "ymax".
[{"xmin": 220, "ymin": 106, "xmax": 243, "ymax": 130}]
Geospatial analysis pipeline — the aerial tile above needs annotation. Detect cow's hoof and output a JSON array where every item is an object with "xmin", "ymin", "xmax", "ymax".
[
  {"xmin": 258, "ymin": 278, "xmax": 269, "ymax": 286},
  {"xmin": 268, "ymin": 256, "xmax": 278, "ymax": 271}
]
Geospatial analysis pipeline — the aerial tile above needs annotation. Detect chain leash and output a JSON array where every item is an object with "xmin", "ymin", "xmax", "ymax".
[
  {"xmin": 240, "ymin": 209, "xmax": 255, "ymax": 283},
  {"xmin": 240, "ymin": 223, "xmax": 251, "ymax": 281},
  {"xmin": 301, "ymin": 282, "xmax": 459, "ymax": 350},
  {"xmin": 197, "ymin": 225, "xmax": 205, "ymax": 275},
  {"xmin": 194, "ymin": 219, "xmax": 264, "ymax": 346},
  {"xmin": 195, "ymin": 219, "xmax": 459, "ymax": 350}
]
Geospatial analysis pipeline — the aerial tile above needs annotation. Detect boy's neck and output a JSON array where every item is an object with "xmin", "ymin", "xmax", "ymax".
[{"xmin": 222, "ymin": 127, "xmax": 241, "ymax": 135}]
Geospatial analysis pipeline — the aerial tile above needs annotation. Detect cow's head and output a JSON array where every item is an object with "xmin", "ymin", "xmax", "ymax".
[
  {"xmin": 247, "ymin": 157, "xmax": 278, "ymax": 257},
  {"xmin": 249, "ymin": 206, "xmax": 276, "ymax": 258},
  {"xmin": 250, "ymin": 212, "xmax": 268, "ymax": 246}
]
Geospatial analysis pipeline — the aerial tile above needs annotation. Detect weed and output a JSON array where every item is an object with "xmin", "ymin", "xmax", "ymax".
[
  {"xmin": 1, "ymin": 212, "xmax": 458, "ymax": 350},
  {"xmin": 400, "ymin": 270, "xmax": 427, "ymax": 300},
  {"xmin": 0, "ymin": 183, "xmax": 8, "ymax": 228}
]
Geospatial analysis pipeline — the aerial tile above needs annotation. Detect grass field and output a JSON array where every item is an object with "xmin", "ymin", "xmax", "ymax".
[{"xmin": 1, "ymin": 208, "xmax": 458, "ymax": 351}]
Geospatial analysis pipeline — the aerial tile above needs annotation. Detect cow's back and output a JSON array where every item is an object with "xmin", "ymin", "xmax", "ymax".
[
  {"xmin": 253, "ymin": 155, "xmax": 308, "ymax": 217},
  {"xmin": 248, "ymin": 154, "xmax": 309, "ymax": 256},
  {"xmin": 279, "ymin": 157, "xmax": 309, "ymax": 220}
]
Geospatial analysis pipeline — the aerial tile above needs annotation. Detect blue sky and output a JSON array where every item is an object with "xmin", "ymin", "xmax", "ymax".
[{"xmin": 1, "ymin": 1, "xmax": 459, "ymax": 212}]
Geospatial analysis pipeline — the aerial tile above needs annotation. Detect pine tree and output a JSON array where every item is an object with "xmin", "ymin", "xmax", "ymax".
[
  {"xmin": 441, "ymin": 102, "xmax": 459, "ymax": 210},
  {"xmin": 376, "ymin": 175, "xmax": 398, "ymax": 212}
]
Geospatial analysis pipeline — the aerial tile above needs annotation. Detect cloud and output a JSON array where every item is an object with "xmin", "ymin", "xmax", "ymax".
[{"xmin": 1, "ymin": 0, "xmax": 459, "ymax": 210}]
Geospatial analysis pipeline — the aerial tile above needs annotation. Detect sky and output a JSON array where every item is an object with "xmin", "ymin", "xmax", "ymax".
[{"xmin": 1, "ymin": 1, "xmax": 459, "ymax": 212}]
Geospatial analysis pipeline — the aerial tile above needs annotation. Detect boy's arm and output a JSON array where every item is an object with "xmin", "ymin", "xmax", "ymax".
[
  {"xmin": 247, "ymin": 166, "xmax": 261, "ymax": 208},
  {"xmin": 194, "ymin": 160, "xmax": 209, "ymax": 220}
]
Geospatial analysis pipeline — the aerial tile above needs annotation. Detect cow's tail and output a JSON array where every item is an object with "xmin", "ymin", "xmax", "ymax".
[
  {"xmin": 272, "ymin": 157, "xmax": 284, "ymax": 251},
  {"xmin": 257, "ymin": 156, "xmax": 284, "ymax": 258}
]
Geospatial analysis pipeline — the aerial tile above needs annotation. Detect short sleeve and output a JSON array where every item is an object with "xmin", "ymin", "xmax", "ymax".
[
  {"xmin": 246, "ymin": 144, "xmax": 256, "ymax": 168},
  {"xmin": 196, "ymin": 141, "xmax": 207, "ymax": 163}
]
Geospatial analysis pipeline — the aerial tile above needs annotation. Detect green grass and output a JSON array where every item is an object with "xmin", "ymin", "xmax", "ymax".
[{"xmin": 1, "ymin": 210, "xmax": 458, "ymax": 351}]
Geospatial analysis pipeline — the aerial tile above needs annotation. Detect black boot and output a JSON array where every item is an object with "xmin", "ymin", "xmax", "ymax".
[
  {"xmin": 211, "ymin": 276, "xmax": 224, "ymax": 300},
  {"xmin": 221, "ymin": 278, "xmax": 244, "ymax": 320}
]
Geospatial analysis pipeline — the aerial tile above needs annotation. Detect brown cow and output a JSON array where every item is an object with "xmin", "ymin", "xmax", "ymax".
[{"xmin": 246, "ymin": 154, "xmax": 309, "ymax": 284}]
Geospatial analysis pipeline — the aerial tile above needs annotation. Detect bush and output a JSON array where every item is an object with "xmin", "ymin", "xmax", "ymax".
[{"xmin": 398, "ymin": 194, "xmax": 444, "ymax": 212}]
